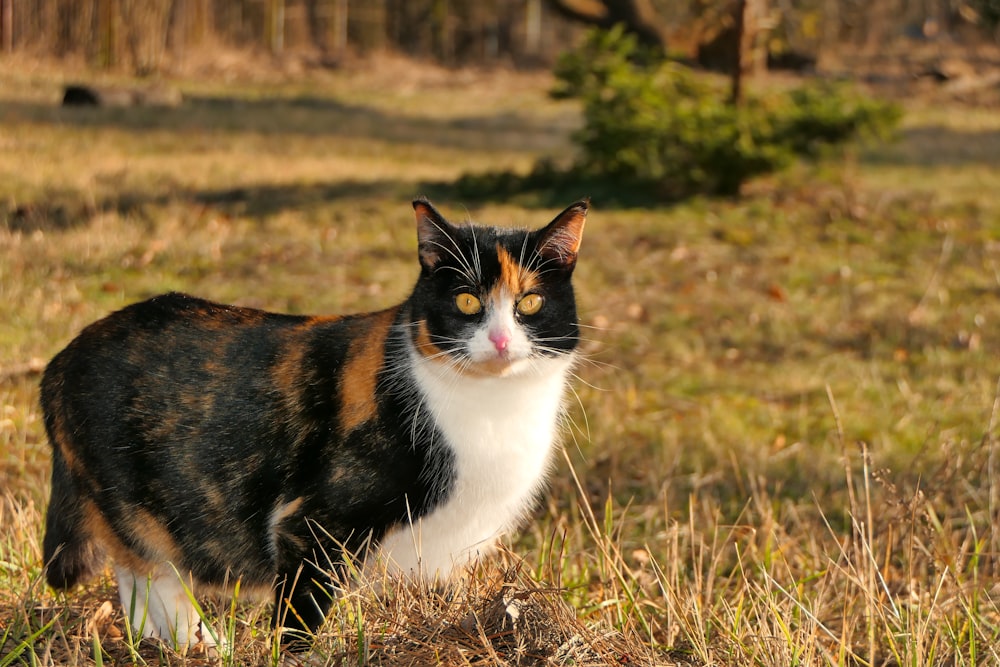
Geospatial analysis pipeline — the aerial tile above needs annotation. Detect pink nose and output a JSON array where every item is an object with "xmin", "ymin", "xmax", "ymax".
[{"xmin": 489, "ymin": 329, "xmax": 511, "ymax": 353}]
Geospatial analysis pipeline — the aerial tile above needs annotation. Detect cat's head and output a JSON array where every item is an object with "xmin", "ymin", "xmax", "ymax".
[{"xmin": 407, "ymin": 199, "xmax": 587, "ymax": 378}]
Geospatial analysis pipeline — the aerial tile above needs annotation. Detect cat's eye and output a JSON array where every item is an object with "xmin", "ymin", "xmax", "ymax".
[
  {"xmin": 455, "ymin": 293, "xmax": 482, "ymax": 315},
  {"xmin": 516, "ymin": 294, "xmax": 544, "ymax": 316}
]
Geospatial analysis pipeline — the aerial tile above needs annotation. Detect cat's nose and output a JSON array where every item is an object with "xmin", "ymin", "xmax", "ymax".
[{"xmin": 489, "ymin": 329, "xmax": 510, "ymax": 353}]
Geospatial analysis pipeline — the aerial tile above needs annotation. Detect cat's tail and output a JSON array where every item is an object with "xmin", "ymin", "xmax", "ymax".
[{"xmin": 43, "ymin": 446, "xmax": 105, "ymax": 589}]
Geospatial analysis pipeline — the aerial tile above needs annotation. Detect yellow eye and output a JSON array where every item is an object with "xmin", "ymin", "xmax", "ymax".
[
  {"xmin": 455, "ymin": 293, "xmax": 482, "ymax": 315},
  {"xmin": 516, "ymin": 294, "xmax": 544, "ymax": 316}
]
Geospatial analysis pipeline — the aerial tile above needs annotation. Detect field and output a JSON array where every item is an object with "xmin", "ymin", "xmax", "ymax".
[{"xmin": 2, "ymin": 54, "xmax": 1000, "ymax": 665}]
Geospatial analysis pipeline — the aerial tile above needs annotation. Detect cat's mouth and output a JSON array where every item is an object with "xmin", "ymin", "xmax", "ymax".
[{"xmin": 466, "ymin": 355, "xmax": 522, "ymax": 377}]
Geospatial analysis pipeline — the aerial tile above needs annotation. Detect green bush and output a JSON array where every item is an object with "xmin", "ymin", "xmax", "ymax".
[{"xmin": 552, "ymin": 26, "xmax": 902, "ymax": 198}]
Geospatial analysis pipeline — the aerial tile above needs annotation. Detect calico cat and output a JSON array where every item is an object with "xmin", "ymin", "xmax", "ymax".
[{"xmin": 40, "ymin": 198, "xmax": 587, "ymax": 651}]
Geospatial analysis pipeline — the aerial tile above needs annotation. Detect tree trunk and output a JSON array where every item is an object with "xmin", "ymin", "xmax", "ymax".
[
  {"xmin": 730, "ymin": 0, "xmax": 759, "ymax": 106},
  {"xmin": 432, "ymin": 0, "xmax": 452, "ymax": 63},
  {"xmin": 864, "ymin": 0, "xmax": 895, "ymax": 51},
  {"xmin": 525, "ymin": 0, "xmax": 542, "ymax": 56},
  {"xmin": 192, "ymin": 0, "xmax": 211, "ymax": 45},
  {"xmin": 267, "ymin": 0, "xmax": 285, "ymax": 55},
  {"xmin": 98, "ymin": 0, "xmax": 118, "ymax": 67},
  {"xmin": 1, "ymin": 0, "xmax": 12, "ymax": 52},
  {"xmin": 331, "ymin": 0, "xmax": 348, "ymax": 57}
]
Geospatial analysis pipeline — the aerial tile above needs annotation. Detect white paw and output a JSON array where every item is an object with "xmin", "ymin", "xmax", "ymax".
[{"xmin": 115, "ymin": 563, "xmax": 216, "ymax": 652}]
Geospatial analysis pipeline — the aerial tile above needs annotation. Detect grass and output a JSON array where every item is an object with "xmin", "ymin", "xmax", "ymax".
[{"xmin": 2, "ymin": 54, "xmax": 1000, "ymax": 665}]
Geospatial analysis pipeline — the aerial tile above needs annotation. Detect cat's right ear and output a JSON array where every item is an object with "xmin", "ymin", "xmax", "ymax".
[
  {"xmin": 535, "ymin": 199, "xmax": 588, "ymax": 268},
  {"xmin": 413, "ymin": 198, "xmax": 457, "ymax": 271}
]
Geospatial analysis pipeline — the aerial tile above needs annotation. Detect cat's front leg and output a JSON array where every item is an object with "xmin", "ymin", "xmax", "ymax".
[
  {"xmin": 272, "ymin": 558, "xmax": 335, "ymax": 650},
  {"xmin": 115, "ymin": 563, "xmax": 219, "ymax": 651}
]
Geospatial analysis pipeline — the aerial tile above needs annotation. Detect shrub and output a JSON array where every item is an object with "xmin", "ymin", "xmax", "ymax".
[{"xmin": 552, "ymin": 26, "xmax": 902, "ymax": 199}]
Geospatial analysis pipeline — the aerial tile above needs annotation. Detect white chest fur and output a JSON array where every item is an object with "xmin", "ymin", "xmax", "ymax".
[{"xmin": 375, "ymin": 352, "xmax": 573, "ymax": 580}]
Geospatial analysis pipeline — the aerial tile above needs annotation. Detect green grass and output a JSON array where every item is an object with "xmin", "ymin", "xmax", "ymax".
[{"xmin": 2, "ymin": 56, "xmax": 1000, "ymax": 665}]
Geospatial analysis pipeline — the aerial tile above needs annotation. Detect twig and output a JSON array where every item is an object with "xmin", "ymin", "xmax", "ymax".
[{"xmin": 908, "ymin": 233, "xmax": 953, "ymax": 324}]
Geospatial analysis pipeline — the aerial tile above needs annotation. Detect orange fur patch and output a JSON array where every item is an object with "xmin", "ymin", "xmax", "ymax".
[
  {"xmin": 272, "ymin": 337, "xmax": 310, "ymax": 410},
  {"xmin": 51, "ymin": 411, "xmax": 82, "ymax": 475},
  {"xmin": 412, "ymin": 318, "xmax": 447, "ymax": 362},
  {"xmin": 82, "ymin": 502, "xmax": 153, "ymax": 573},
  {"xmin": 48, "ymin": 406, "xmax": 105, "ymax": 494},
  {"xmin": 339, "ymin": 308, "xmax": 397, "ymax": 434},
  {"xmin": 269, "ymin": 496, "xmax": 306, "ymax": 555},
  {"xmin": 196, "ymin": 303, "xmax": 268, "ymax": 330},
  {"xmin": 129, "ymin": 508, "xmax": 184, "ymax": 563},
  {"xmin": 493, "ymin": 245, "xmax": 539, "ymax": 301},
  {"xmin": 272, "ymin": 496, "xmax": 304, "ymax": 524},
  {"xmin": 465, "ymin": 357, "xmax": 517, "ymax": 378},
  {"xmin": 198, "ymin": 482, "xmax": 228, "ymax": 517},
  {"xmin": 272, "ymin": 318, "xmax": 343, "ymax": 405}
]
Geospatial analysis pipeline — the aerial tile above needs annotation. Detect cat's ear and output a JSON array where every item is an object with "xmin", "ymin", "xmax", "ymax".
[
  {"xmin": 413, "ymin": 198, "xmax": 458, "ymax": 270},
  {"xmin": 536, "ymin": 199, "xmax": 588, "ymax": 268}
]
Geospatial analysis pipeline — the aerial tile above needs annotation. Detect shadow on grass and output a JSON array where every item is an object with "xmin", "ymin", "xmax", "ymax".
[
  {"xmin": 867, "ymin": 125, "xmax": 1000, "ymax": 167},
  {"xmin": 420, "ymin": 164, "xmax": 674, "ymax": 210},
  {"xmin": 2, "ymin": 163, "xmax": 666, "ymax": 236},
  {"xmin": 1, "ymin": 94, "xmax": 575, "ymax": 153},
  {"xmin": 2, "ymin": 179, "xmax": 416, "ymax": 233},
  {"xmin": 426, "ymin": 121, "xmax": 1000, "ymax": 209},
  {"xmin": 183, "ymin": 178, "xmax": 413, "ymax": 217},
  {"xmin": 3, "ymin": 172, "xmax": 630, "ymax": 234}
]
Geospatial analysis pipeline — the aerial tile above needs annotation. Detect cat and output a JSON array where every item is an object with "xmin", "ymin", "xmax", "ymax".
[{"xmin": 40, "ymin": 197, "xmax": 587, "ymax": 651}]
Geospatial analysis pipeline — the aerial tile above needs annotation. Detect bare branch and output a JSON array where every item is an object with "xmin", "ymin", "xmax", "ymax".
[{"xmin": 545, "ymin": 0, "xmax": 668, "ymax": 50}]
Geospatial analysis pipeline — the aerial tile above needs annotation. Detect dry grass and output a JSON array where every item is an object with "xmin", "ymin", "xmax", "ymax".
[{"xmin": 2, "ymin": 54, "xmax": 1000, "ymax": 665}]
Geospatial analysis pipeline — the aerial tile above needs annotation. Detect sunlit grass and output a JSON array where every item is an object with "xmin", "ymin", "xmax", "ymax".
[{"xmin": 2, "ymin": 56, "xmax": 999, "ymax": 664}]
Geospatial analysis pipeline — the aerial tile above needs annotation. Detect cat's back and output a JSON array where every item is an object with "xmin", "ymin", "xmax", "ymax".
[
  {"xmin": 40, "ymin": 292, "xmax": 335, "ymax": 459},
  {"xmin": 46, "ymin": 292, "xmax": 301, "ymax": 365},
  {"xmin": 44, "ymin": 291, "xmax": 321, "ymax": 383}
]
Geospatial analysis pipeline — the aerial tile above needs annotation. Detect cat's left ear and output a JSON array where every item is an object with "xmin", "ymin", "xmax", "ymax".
[
  {"xmin": 535, "ymin": 199, "xmax": 588, "ymax": 269},
  {"xmin": 413, "ymin": 198, "xmax": 458, "ymax": 271}
]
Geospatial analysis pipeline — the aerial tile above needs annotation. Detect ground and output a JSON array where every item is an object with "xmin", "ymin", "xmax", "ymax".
[{"xmin": 2, "ymin": 49, "xmax": 1000, "ymax": 665}]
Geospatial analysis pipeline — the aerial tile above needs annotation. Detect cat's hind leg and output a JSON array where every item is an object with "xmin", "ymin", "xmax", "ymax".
[
  {"xmin": 115, "ymin": 564, "xmax": 218, "ymax": 650},
  {"xmin": 43, "ymin": 449, "xmax": 105, "ymax": 589}
]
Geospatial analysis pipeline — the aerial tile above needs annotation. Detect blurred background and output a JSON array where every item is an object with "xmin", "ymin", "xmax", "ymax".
[
  {"xmin": 4, "ymin": 1, "xmax": 1000, "ymax": 665},
  {"xmin": 2, "ymin": 0, "xmax": 999, "ymax": 79}
]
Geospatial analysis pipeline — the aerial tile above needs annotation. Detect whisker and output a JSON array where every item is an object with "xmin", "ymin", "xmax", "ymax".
[
  {"xmin": 565, "ymin": 382, "xmax": 592, "ymax": 444},
  {"xmin": 566, "ymin": 369, "xmax": 612, "ymax": 391},
  {"xmin": 469, "ymin": 223, "xmax": 483, "ymax": 283},
  {"xmin": 424, "ymin": 218, "xmax": 479, "ymax": 284}
]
